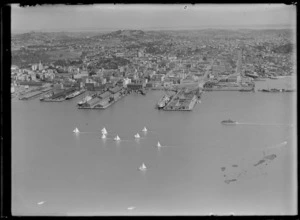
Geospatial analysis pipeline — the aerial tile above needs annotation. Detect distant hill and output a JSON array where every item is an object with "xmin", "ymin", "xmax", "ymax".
[{"xmin": 93, "ymin": 29, "xmax": 170, "ymax": 41}]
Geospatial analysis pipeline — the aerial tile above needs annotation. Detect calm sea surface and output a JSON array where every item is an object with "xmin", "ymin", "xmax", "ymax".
[{"xmin": 12, "ymin": 77, "xmax": 297, "ymax": 215}]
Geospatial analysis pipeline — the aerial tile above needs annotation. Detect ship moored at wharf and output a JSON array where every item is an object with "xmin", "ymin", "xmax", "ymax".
[
  {"xmin": 78, "ymin": 86, "xmax": 127, "ymax": 109},
  {"xmin": 156, "ymin": 95, "xmax": 171, "ymax": 109},
  {"xmin": 258, "ymin": 88, "xmax": 296, "ymax": 93},
  {"xmin": 65, "ymin": 89, "xmax": 86, "ymax": 100},
  {"xmin": 19, "ymin": 86, "xmax": 53, "ymax": 100},
  {"xmin": 40, "ymin": 87, "xmax": 78, "ymax": 102},
  {"xmin": 157, "ymin": 87, "xmax": 201, "ymax": 111}
]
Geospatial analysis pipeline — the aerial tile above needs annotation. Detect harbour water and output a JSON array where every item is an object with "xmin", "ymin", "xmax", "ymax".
[{"xmin": 12, "ymin": 77, "xmax": 297, "ymax": 215}]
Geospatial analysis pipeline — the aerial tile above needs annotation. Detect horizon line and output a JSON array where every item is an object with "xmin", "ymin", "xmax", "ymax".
[{"xmin": 12, "ymin": 24, "xmax": 294, "ymax": 34}]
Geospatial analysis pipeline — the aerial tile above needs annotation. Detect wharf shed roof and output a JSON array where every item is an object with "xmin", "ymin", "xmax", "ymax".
[
  {"xmin": 99, "ymin": 91, "xmax": 111, "ymax": 99},
  {"xmin": 88, "ymin": 97, "xmax": 101, "ymax": 106},
  {"xmin": 109, "ymin": 86, "xmax": 122, "ymax": 94}
]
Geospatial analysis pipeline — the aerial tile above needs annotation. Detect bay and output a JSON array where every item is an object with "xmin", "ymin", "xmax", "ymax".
[{"xmin": 12, "ymin": 77, "xmax": 297, "ymax": 215}]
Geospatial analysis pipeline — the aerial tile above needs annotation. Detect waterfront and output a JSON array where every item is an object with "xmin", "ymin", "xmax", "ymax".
[{"xmin": 12, "ymin": 78, "xmax": 296, "ymax": 215}]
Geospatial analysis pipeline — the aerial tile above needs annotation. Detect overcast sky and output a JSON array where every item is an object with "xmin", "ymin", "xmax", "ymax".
[{"xmin": 11, "ymin": 4, "xmax": 296, "ymax": 33}]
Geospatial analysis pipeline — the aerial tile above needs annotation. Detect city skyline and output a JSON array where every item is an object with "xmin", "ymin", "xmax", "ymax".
[{"xmin": 11, "ymin": 4, "xmax": 296, "ymax": 33}]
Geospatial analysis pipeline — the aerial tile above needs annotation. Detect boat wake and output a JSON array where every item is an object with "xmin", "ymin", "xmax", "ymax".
[
  {"xmin": 264, "ymin": 141, "xmax": 288, "ymax": 150},
  {"xmin": 237, "ymin": 122, "xmax": 293, "ymax": 126},
  {"xmin": 78, "ymin": 131, "xmax": 101, "ymax": 134},
  {"xmin": 161, "ymin": 145, "xmax": 177, "ymax": 148}
]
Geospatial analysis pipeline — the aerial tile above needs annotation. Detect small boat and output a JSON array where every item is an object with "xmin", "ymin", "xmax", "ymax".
[
  {"xmin": 138, "ymin": 163, "xmax": 147, "ymax": 171},
  {"xmin": 142, "ymin": 127, "xmax": 148, "ymax": 132},
  {"xmin": 156, "ymin": 141, "xmax": 161, "ymax": 148},
  {"xmin": 127, "ymin": 206, "xmax": 136, "ymax": 210},
  {"xmin": 73, "ymin": 127, "xmax": 80, "ymax": 133},
  {"xmin": 284, "ymin": 89, "xmax": 295, "ymax": 92},
  {"xmin": 101, "ymin": 134, "xmax": 106, "ymax": 139},
  {"xmin": 101, "ymin": 127, "xmax": 108, "ymax": 135},
  {"xmin": 134, "ymin": 133, "xmax": 140, "ymax": 139},
  {"xmin": 221, "ymin": 119, "xmax": 238, "ymax": 125},
  {"xmin": 270, "ymin": 88, "xmax": 281, "ymax": 92},
  {"xmin": 114, "ymin": 135, "xmax": 121, "ymax": 141},
  {"xmin": 37, "ymin": 201, "xmax": 46, "ymax": 205}
]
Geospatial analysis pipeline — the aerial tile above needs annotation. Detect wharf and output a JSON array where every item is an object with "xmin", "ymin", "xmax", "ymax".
[
  {"xmin": 97, "ymin": 93, "xmax": 127, "ymax": 109},
  {"xmin": 203, "ymin": 86, "xmax": 254, "ymax": 91},
  {"xmin": 19, "ymin": 90, "xmax": 43, "ymax": 100},
  {"xmin": 162, "ymin": 88, "xmax": 199, "ymax": 111},
  {"xmin": 78, "ymin": 92, "xmax": 127, "ymax": 110},
  {"xmin": 19, "ymin": 87, "xmax": 53, "ymax": 100},
  {"xmin": 163, "ymin": 95, "xmax": 197, "ymax": 111},
  {"xmin": 41, "ymin": 98, "xmax": 65, "ymax": 102}
]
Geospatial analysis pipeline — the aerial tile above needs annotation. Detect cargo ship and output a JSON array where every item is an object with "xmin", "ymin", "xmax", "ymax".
[
  {"xmin": 239, "ymin": 87, "xmax": 255, "ymax": 92},
  {"xmin": 66, "ymin": 89, "xmax": 85, "ymax": 100},
  {"xmin": 221, "ymin": 119, "xmax": 238, "ymax": 125},
  {"xmin": 77, "ymin": 94, "xmax": 94, "ymax": 106},
  {"xmin": 282, "ymin": 89, "xmax": 296, "ymax": 92},
  {"xmin": 258, "ymin": 88, "xmax": 284, "ymax": 93},
  {"xmin": 157, "ymin": 95, "xmax": 170, "ymax": 109}
]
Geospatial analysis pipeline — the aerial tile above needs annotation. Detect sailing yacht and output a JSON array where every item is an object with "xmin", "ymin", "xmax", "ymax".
[
  {"xmin": 101, "ymin": 133, "xmax": 106, "ymax": 139},
  {"xmin": 139, "ymin": 163, "xmax": 147, "ymax": 171},
  {"xmin": 101, "ymin": 127, "xmax": 108, "ymax": 135},
  {"xmin": 134, "ymin": 133, "xmax": 140, "ymax": 139},
  {"xmin": 156, "ymin": 141, "xmax": 161, "ymax": 148},
  {"xmin": 142, "ymin": 127, "xmax": 148, "ymax": 132},
  {"xmin": 73, "ymin": 127, "xmax": 80, "ymax": 133},
  {"xmin": 114, "ymin": 135, "xmax": 121, "ymax": 141}
]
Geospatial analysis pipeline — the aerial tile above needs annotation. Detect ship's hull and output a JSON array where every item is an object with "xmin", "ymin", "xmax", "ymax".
[{"xmin": 221, "ymin": 121, "xmax": 238, "ymax": 125}]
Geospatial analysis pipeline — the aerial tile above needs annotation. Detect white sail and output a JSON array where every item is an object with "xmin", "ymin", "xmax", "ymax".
[
  {"xmin": 37, "ymin": 201, "xmax": 45, "ymax": 205},
  {"xmin": 73, "ymin": 127, "xmax": 80, "ymax": 133},
  {"xmin": 142, "ymin": 127, "xmax": 148, "ymax": 132},
  {"xmin": 139, "ymin": 163, "xmax": 147, "ymax": 171},
  {"xmin": 101, "ymin": 134, "xmax": 106, "ymax": 139},
  {"xmin": 157, "ymin": 141, "xmax": 161, "ymax": 147},
  {"xmin": 135, "ymin": 133, "xmax": 140, "ymax": 139},
  {"xmin": 114, "ymin": 135, "xmax": 120, "ymax": 141},
  {"xmin": 101, "ymin": 127, "xmax": 108, "ymax": 134}
]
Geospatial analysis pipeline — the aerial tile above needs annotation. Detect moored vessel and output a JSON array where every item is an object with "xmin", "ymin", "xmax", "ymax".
[
  {"xmin": 221, "ymin": 119, "xmax": 238, "ymax": 125},
  {"xmin": 77, "ymin": 95, "xmax": 92, "ymax": 106},
  {"xmin": 66, "ymin": 89, "xmax": 85, "ymax": 100},
  {"xmin": 157, "ymin": 95, "xmax": 170, "ymax": 109}
]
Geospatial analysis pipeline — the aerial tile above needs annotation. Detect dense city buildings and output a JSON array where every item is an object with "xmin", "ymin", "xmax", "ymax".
[{"xmin": 11, "ymin": 29, "xmax": 296, "ymax": 109}]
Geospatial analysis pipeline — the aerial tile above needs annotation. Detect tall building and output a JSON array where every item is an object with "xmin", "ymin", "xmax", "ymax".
[{"xmin": 38, "ymin": 61, "xmax": 43, "ymax": 71}]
